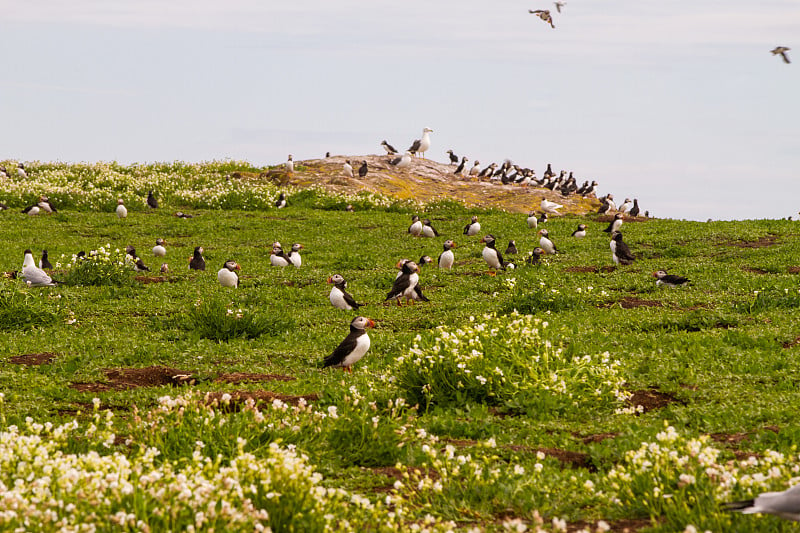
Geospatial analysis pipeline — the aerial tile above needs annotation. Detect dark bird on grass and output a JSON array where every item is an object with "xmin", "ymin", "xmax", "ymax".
[
  {"xmin": 39, "ymin": 250, "xmax": 52, "ymax": 270},
  {"xmin": 22, "ymin": 249, "xmax": 55, "ymax": 287},
  {"xmin": 610, "ymin": 231, "xmax": 635, "ymax": 265},
  {"xmin": 147, "ymin": 191, "xmax": 158, "ymax": 209},
  {"xmin": 653, "ymin": 270, "xmax": 690, "ymax": 287},
  {"xmin": 629, "ymin": 199, "xmax": 640, "ymax": 217},
  {"xmin": 446, "ymin": 150, "xmax": 459, "ymax": 165},
  {"xmin": 0, "ymin": 201, "xmax": 7, "ymax": 211},
  {"xmin": 554, "ymin": 1, "xmax": 566, "ymax": 13},
  {"xmin": 189, "ymin": 246, "xmax": 206, "ymax": 271},
  {"xmin": 463, "ymin": 215, "xmax": 481, "ymax": 236},
  {"xmin": 175, "ymin": 211, "xmax": 194, "ymax": 219},
  {"xmin": 438, "ymin": 240, "xmax": 456, "ymax": 270},
  {"xmin": 644, "ymin": 210, "xmax": 650, "ymax": 218},
  {"xmin": 323, "ymin": 316, "xmax": 375, "ymax": 373},
  {"xmin": 421, "ymin": 219, "xmax": 439, "ymax": 238},
  {"xmin": 525, "ymin": 247, "xmax": 546, "ymax": 265},
  {"xmin": 386, "ymin": 260, "xmax": 424, "ymax": 305},
  {"xmin": 529, "ymin": 9, "xmax": 555, "ymax": 28},
  {"xmin": 538, "ymin": 229, "xmax": 558, "ymax": 254},
  {"xmin": 603, "ymin": 213, "xmax": 624, "ymax": 233},
  {"xmin": 454, "ymin": 156, "xmax": 468, "ymax": 176},
  {"xmin": 597, "ymin": 194, "xmax": 616, "ymax": 214},
  {"xmin": 505, "ymin": 240, "xmax": 518, "ymax": 255},
  {"xmin": 76, "ymin": 251, "xmax": 86, "ymax": 260},
  {"xmin": 275, "ymin": 192, "xmax": 287, "ymax": 209},
  {"xmin": 217, "ymin": 260, "xmax": 241, "ymax": 288},
  {"xmin": 771, "ymin": 46, "xmax": 791, "ymax": 64},
  {"xmin": 571, "ymin": 224, "xmax": 587, "ymax": 238},
  {"xmin": 722, "ymin": 482, "xmax": 800, "ymax": 521},
  {"xmin": 358, "ymin": 160, "xmax": 368, "ymax": 178},
  {"xmin": 327, "ymin": 274, "xmax": 362, "ymax": 310},
  {"xmin": 480, "ymin": 234, "xmax": 505, "ymax": 274},
  {"xmin": 381, "ymin": 140, "xmax": 398, "ymax": 155}
]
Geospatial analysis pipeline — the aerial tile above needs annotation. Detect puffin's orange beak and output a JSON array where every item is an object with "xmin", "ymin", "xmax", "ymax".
[
  {"xmin": 366, "ymin": 319, "xmax": 376, "ymax": 328},
  {"xmin": 235, "ymin": 263, "xmax": 241, "ymax": 271},
  {"xmin": 651, "ymin": 271, "xmax": 659, "ymax": 278},
  {"xmin": 327, "ymin": 276, "xmax": 333, "ymax": 283},
  {"xmin": 451, "ymin": 242, "xmax": 457, "ymax": 248},
  {"xmin": 414, "ymin": 265, "xmax": 421, "ymax": 274},
  {"xmin": 395, "ymin": 260, "xmax": 404, "ymax": 269},
  {"xmin": 479, "ymin": 237, "xmax": 486, "ymax": 243}
]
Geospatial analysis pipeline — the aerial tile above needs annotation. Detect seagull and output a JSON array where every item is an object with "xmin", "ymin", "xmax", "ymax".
[
  {"xmin": 285, "ymin": 154, "xmax": 294, "ymax": 173},
  {"xmin": 446, "ymin": 150, "xmax": 459, "ymax": 165},
  {"xmin": 389, "ymin": 151, "xmax": 412, "ymax": 169},
  {"xmin": 653, "ymin": 270, "xmax": 690, "ymax": 287},
  {"xmin": 540, "ymin": 198, "xmax": 563, "ymax": 215},
  {"xmin": 21, "ymin": 249, "xmax": 56, "ymax": 287},
  {"xmin": 529, "ymin": 9, "xmax": 555, "ymax": 28},
  {"xmin": 147, "ymin": 191, "xmax": 158, "ymax": 209},
  {"xmin": 323, "ymin": 316, "xmax": 375, "ymax": 373},
  {"xmin": 722, "ymin": 482, "xmax": 800, "ymax": 521},
  {"xmin": 408, "ymin": 127, "xmax": 433, "ymax": 158},
  {"xmin": 358, "ymin": 160, "xmax": 368, "ymax": 178},
  {"xmin": 217, "ymin": 260, "xmax": 241, "ymax": 288},
  {"xmin": 554, "ymin": 1, "xmax": 566, "ymax": 13},
  {"xmin": 771, "ymin": 46, "xmax": 791, "ymax": 64},
  {"xmin": 152, "ymin": 238, "xmax": 167, "ymax": 257},
  {"xmin": 381, "ymin": 140, "xmax": 398, "ymax": 155},
  {"xmin": 115, "ymin": 199, "xmax": 128, "ymax": 219},
  {"xmin": 327, "ymin": 274, "xmax": 362, "ymax": 310}
]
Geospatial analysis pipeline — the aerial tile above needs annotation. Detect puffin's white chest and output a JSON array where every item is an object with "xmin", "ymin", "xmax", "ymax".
[
  {"xmin": 540, "ymin": 237, "xmax": 555, "ymax": 254},
  {"xmin": 421, "ymin": 225, "xmax": 436, "ymax": 238},
  {"xmin": 271, "ymin": 255, "xmax": 289, "ymax": 267},
  {"xmin": 217, "ymin": 268, "xmax": 238, "ymax": 287},
  {"xmin": 408, "ymin": 221, "xmax": 422, "ymax": 236},
  {"xmin": 329, "ymin": 287, "xmax": 352, "ymax": 310},
  {"xmin": 403, "ymin": 273, "xmax": 419, "ymax": 299},
  {"xmin": 574, "ymin": 230, "xmax": 586, "ymax": 238},
  {"xmin": 116, "ymin": 205, "xmax": 127, "ymax": 218},
  {"xmin": 289, "ymin": 253, "xmax": 301, "ymax": 268},
  {"xmin": 466, "ymin": 223, "xmax": 480, "ymax": 236},
  {"xmin": 483, "ymin": 247, "xmax": 502, "ymax": 269},
  {"xmin": 439, "ymin": 250, "xmax": 454, "ymax": 269},
  {"xmin": 153, "ymin": 245, "xmax": 166, "ymax": 257},
  {"xmin": 527, "ymin": 216, "xmax": 538, "ymax": 229},
  {"xmin": 341, "ymin": 333, "xmax": 371, "ymax": 367},
  {"xmin": 27, "ymin": 206, "xmax": 40, "ymax": 216}
]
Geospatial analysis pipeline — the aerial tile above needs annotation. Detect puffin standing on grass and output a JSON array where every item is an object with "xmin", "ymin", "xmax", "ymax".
[
  {"xmin": 270, "ymin": 243, "xmax": 292, "ymax": 267},
  {"xmin": 463, "ymin": 215, "xmax": 481, "ymax": 236},
  {"xmin": 421, "ymin": 219, "xmax": 439, "ymax": 237},
  {"xmin": 438, "ymin": 240, "xmax": 456, "ymax": 270},
  {"xmin": 39, "ymin": 250, "xmax": 53, "ymax": 270},
  {"xmin": 115, "ymin": 199, "xmax": 128, "ymax": 219},
  {"xmin": 189, "ymin": 246, "xmax": 206, "ymax": 271},
  {"xmin": 526, "ymin": 212, "xmax": 539, "ymax": 229},
  {"xmin": 152, "ymin": 238, "xmax": 167, "ymax": 257},
  {"xmin": 603, "ymin": 212, "xmax": 624, "ymax": 233},
  {"xmin": 480, "ymin": 234, "xmax": 505, "ymax": 274},
  {"xmin": 571, "ymin": 224, "xmax": 587, "ymax": 238},
  {"xmin": 147, "ymin": 191, "xmax": 158, "ymax": 209},
  {"xmin": 525, "ymin": 247, "xmax": 546, "ymax": 265},
  {"xmin": 22, "ymin": 249, "xmax": 56, "ymax": 287},
  {"xmin": 610, "ymin": 231, "xmax": 635, "ymax": 265},
  {"xmin": 327, "ymin": 274, "xmax": 362, "ymax": 310},
  {"xmin": 386, "ymin": 260, "xmax": 424, "ymax": 305},
  {"xmin": 323, "ymin": 316, "xmax": 375, "ymax": 373},
  {"xmin": 288, "ymin": 243, "xmax": 303, "ymax": 268},
  {"xmin": 653, "ymin": 270, "xmax": 690, "ymax": 287},
  {"xmin": 275, "ymin": 192, "xmax": 287, "ymax": 209},
  {"xmin": 505, "ymin": 240, "xmax": 518, "ymax": 255},
  {"xmin": 217, "ymin": 260, "xmax": 241, "ymax": 288},
  {"xmin": 538, "ymin": 229, "xmax": 558, "ymax": 254},
  {"xmin": 408, "ymin": 215, "xmax": 423, "ymax": 236}
]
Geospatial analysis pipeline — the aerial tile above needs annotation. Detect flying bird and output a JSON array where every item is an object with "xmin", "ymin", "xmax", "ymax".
[
  {"xmin": 322, "ymin": 316, "xmax": 375, "ymax": 373},
  {"xmin": 554, "ymin": 1, "xmax": 566, "ymax": 13},
  {"xmin": 529, "ymin": 9, "xmax": 555, "ymax": 28},
  {"xmin": 217, "ymin": 260, "xmax": 241, "ymax": 288},
  {"xmin": 722, "ymin": 482, "xmax": 800, "ymax": 521},
  {"xmin": 328, "ymin": 274, "xmax": 362, "ymax": 310},
  {"xmin": 771, "ymin": 46, "xmax": 791, "ymax": 64}
]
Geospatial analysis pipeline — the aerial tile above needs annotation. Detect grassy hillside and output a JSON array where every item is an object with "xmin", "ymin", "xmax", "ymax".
[{"xmin": 1, "ymin": 161, "xmax": 800, "ymax": 532}]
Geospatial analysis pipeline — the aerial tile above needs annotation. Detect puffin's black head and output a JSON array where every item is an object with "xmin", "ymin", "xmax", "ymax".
[
  {"xmin": 471, "ymin": 215, "xmax": 478, "ymax": 223},
  {"xmin": 222, "ymin": 260, "xmax": 240, "ymax": 272},
  {"xmin": 411, "ymin": 215, "xmax": 419, "ymax": 222},
  {"xmin": 350, "ymin": 316, "xmax": 376, "ymax": 331},
  {"xmin": 327, "ymin": 274, "xmax": 346, "ymax": 287},
  {"xmin": 156, "ymin": 238, "xmax": 165, "ymax": 246},
  {"xmin": 291, "ymin": 243, "xmax": 303, "ymax": 252},
  {"xmin": 396, "ymin": 260, "xmax": 420, "ymax": 274},
  {"xmin": 533, "ymin": 247, "xmax": 545, "ymax": 256},
  {"xmin": 41, "ymin": 249, "xmax": 48, "ymax": 256},
  {"xmin": 419, "ymin": 255, "xmax": 433, "ymax": 266},
  {"xmin": 423, "ymin": 219, "xmax": 432, "ymax": 225},
  {"xmin": 615, "ymin": 213, "xmax": 623, "ymax": 220},
  {"xmin": 443, "ymin": 239, "xmax": 455, "ymax": 251},
  {"xmin": 194, "ymin": 246, "xmax": 204, "ymax": 256},
  {"xmin": 653, "ymin": 270, "xmax": 667, "ymax": 279},
  {"xmin": 480, "ymin": 234, "xmax": 496, "ymax": 246},
  {"xmin": 577, "ymin": 224, "xmax": 587, "ymax": 230},
  {"xmin": 125, "ymin": 245, "xmax": 136, "ymax": 257},
  {"xmin": 24, "ymin": 249, "xmax": 32, "ymax": 255},
  {"xmin": 538, "ymin": 229, "xmax": 549, "ymax": 237},
  {"xmin": 612, "ymin": 231, "xmax": 624, "ymax": 241}
]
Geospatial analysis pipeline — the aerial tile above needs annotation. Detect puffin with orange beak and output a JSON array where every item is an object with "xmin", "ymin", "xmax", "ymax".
[
  {"xmin": 328, "ymin": 274, "xmax": 362, "ymax": 310},
  {"xmin": 386, "ymin": 260, "xmax": 423, "ymax": 305},
  {"xmin": 217, "ymin": 260, "xmax": 241, "ymax": 288},
  {"xmin": 480, "ymin": 234, "xmax": 505, "ymax": 274},
  {"xmin": 323, "ymin": 316, "xmax": 375, "ymax": 372}
]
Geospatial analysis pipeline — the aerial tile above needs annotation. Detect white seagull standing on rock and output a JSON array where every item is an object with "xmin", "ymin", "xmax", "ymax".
[
  {"xmin": 22, "ymin": 249, "xmax": 56, "ymax": 287},
  {"xmin": 540, "ymin": 198, "xmax": 563, "ymax": 215},
  {"xmin": 408, "ymin": 127, "xmax": 433, "ymax": 158}
]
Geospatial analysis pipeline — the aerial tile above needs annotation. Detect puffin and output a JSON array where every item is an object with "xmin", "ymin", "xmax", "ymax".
[
  {"xmin": 322, "ymin": 316, "xmax": 375, "ymax": 373},
  {"xmin": 39, "ymin": 250, "xmax": 53, "ymax": 270},
  {"xmin": 175, "ymin": 211, "xmax": 194, "ymax": 219},
  {"xmin": 480, "ymin": 234, "xmax": 505, "ymax": 273},
  {"xmin": 505, "ymin": 240, "xmax": 518, "ymax": 255},
  {"xmin": 386, "ymin": 260, "xmax": 424, "ymax": 306},
  {"xmin": 408, "ymin": 215, "xmax": 423, "ymax": 236},
  {"xmin": 22, "ymin": 204, "xmax": 40, "ymax": 216},
  {"xmin": 0, "ymin": 166, "xmax": 6, "ymax": 179},
  {"xmin": 540, "ymin": 198, "xmax": 563, "ymax": 215},
  {"xmin": 478, "ymin": 163, "xmax": 497, "ymax": 179},
  {"xmin": 160, "ymin": 263, "xmax": 169, "ymax": 274},
  {"xmin": 152, "ymin": 238, "xmax": 167, "ymax": 257},
  {"xmin": 389, "ymin": 151, "xmax": 412, "ymax": 169},
  {"xmin": 618, "ymin": 198, "xmax": 633, "ymax": 213},
  {"xmin": 115, "ymin": 199, "xmax": 128, "ymax": 219},
  {"xmin": 394, "ymin": 259, "xmax": 430, "ymax": 302},
  {"xmin": 381, "ymin": 140, "xmax": 398, "ymax": 155},
  {"xmin": 285, "ymin": 155, "xmax": 294, "ymax": 173},
  {"xmin": 629, "ymin": 199, "xmax": 640, "ymax": 217},
  {"xmin": 603, "ymin": 213, "xmax": 624, "ymax": 233},
  {"xmin": 554, "ymin": 1, "xmax": 566, "ymax": 12},
  {"xmin": 17, "ymin": 163, "xmax": 28, "ymax": 179},
  {"xmin": 270, "ymin": 243, "xmax": 292, "ymax": 267},
  {"xmin": 610, "ymin": 231, "xmax": 635, "ymax": 265},
  {"xmin": 131, "ymin": 253, "xmax": 150, "ymax": 272},
  {"xmin": 525, "ymin": 247, "xmax": 545, "ymax": 265},
  {"xmin": 408, "ymin": 127, "xmax": 433, "ymax": 158},
  {"xmin": 358, "ymin": 160, "xmax": 368, "ymax": 178},
  {"xmin": 463, "ymin": 215, "xmax": 481, "ymax": 236},
  {"xmin": 722, "ymin": 481, "xmax": 800, "ymax": 520},
  {"xmin": 189, "ymin": 246, "xmax": 206, "ymax": 271},
  {"xmin": 454, "ymin": 156, "xmax": 468, "ymax": 175},
  {"xmin": 343, "ymin": 160, "xmax": 354, "ymax": 178},
  {"xmin": 327, "ymin": 274, "xmax": 362, "ymax": 310},
  {"xmin": 543, "ymin": 163, "xmax": 554, "ymax": 178},
  {"xmin": 653, "ymin": 270, "xmax": 690, "ymax": 287},
  {"xmin": 217, "ymin": 260, "xmax": 241, "ymax": 288},
  {"xmin": 22, "ymin": 249, "xmax": 55, "ymax": 287},
  {"xmin": 538, "ymin": 229, "xmax": 558, "ymax": 254},
  {"xmin": 538, "ymin": 212, "xmax": 549, "ymax": 225},
  {"xmin": 438, "ymin": 240, "xmax": 456, "ymax": 270},
  {"xmin": 421, "ymin": 219, "xmax": 439, "ymax": 237},
  {"xmin": 469, "ymin": 160, "xmax": 481, "ymax": 177},
  {"xmin": 37, "ymin": 196, "xmax": 56, "ymax": 214},
  {"xmin": 147, "ymin": 191, "xmax": 158, "ymax": 209},
  {"xmin": 446, "ymin": 150, "xmax": 459, "ymax": 164},
  {"xmin": 418, "ymin": 255, "xmax": 434, "ymax": 268},
  {"xmin": 571, "ymin": 224, "xmax": 587, "ymax": 238},
  {"xmin": 275, "ymin": 192, "xmax": 287, "ymax": 209},
  {"xmin": 288, "ymin": 243, "xmax": 303, "ymax": 268},
  {"xmin": 526, "ymin": 211, "xmax": 539, "ymax": 229}
]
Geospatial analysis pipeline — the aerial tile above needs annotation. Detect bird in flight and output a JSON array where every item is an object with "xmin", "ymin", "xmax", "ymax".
[
  {"xmin": 529, "ymin": 9, "xmax": 555, "ymax": 28},
  {"xmin": 554, "ymin": 1, "xmax": 566, "ymax": 13},
  {"xmin": 771, "ymin": 46, "xmax": 791, "ymax": 64}
]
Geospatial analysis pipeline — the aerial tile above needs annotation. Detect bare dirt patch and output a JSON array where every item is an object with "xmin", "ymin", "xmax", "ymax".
[
  {"xmin": 9, "ymin": 352, "xmax": 57, "ymax": 365},
  {"xmin": 788, "ymin": 266, "xmax": 800, "ymax": 274},
  {"xmin": 599, "ymin": 296, "xmax": 662, "ymax": 309},
  {"xmin": 505, "ymin": 445, "xmax": 595, "ymax": 471},
  {"xmin": 575, "ymin": 432, "xmax": 619, "ymax": 444},
  {"xmin": 204, "ymin": 390, "xmax": 320, "ymax": 410},
  {"xmin": 626, "ymin": 388, "xmax": 682, "ymax": 413},
  {"xmin": 717, "ymin": 234, "xmax": 779, "ymax": 248},
  {"xmin": 215, "ymin": 373, "xmax": 296, "ymax": 384},
  {"xmin": 783, "ymin": 336, "xmax": 800, "ymax": 348},
  {"xmin": 134, "ymin": 276, "xmax": 174, "ymax": 284},
  {"xmin": 594, "ymin": 214, "xmax": 649, "ymax": 223},
  {"xmin": 741, "ymin": 267, "xmax": 769, "ymax": 275},
  {"xmin": 70, "ymin": 366, "xmax": 196, "ymax": 392}
]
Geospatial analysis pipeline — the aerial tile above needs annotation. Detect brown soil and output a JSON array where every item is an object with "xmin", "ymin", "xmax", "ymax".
[
  {"xmin": 134, "ymin": 276, "xmax": 174, "ymax": 284},
  {"xmin": 214, "ymin": 372, "xmax": 296, "ymax": 384},
  {"xmin": 788, "ymin": 266, "xmax": 800, "ymax": 274},
  {"xmin": 204, "ymin": 390, "xmax": 320, "ymax": 410},
  {"xmin": 567, "ymin": 518, "xmax": 654, "ymax": 532},
  {"xmin": 504, "ymin": 445, "xmax": 595, "ymax": 471},
  {"xmin": 741, "ymin": 267, "xmax": 769, "ymax": 275},
  {"xmin": 595, "ymin": 214, "xmax": 649, "ymax": 223},
  {"xmin": 70, "ymin": 365, "xmax": 196, "ymax": 392},
  {"xmin": 626, "ymin": 388, "xmax": 682, "ymax": 413},
  {"xmin": 783, "ymin": 336, "xmax": 800, "ymax": 348},
  {"xmin": 601, "ymin": 297, "xmax": 663, "ymax": 309},
  {"xmin": 9, "ymin": 352, "xmax": 57, "ymax": 365},
  {"xmin": 257, "ymin": 155, "xmax": 603, "ymax": 215},
  {"xmin": 564, "ymin": 265, "xmax": 617, "ymax": 274},
  {"xmin": 576, "ymin": 432, "xmax": 619, "ymax": 444},
  {"xmin": 717, "ymin": 234, "xmax": 779, "ymax": 248}
]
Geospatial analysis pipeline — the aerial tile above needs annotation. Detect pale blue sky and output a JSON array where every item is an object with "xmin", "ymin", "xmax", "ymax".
[{"xmin": 1, "ymin": 0, "xmax": 798, "ymax": 220}]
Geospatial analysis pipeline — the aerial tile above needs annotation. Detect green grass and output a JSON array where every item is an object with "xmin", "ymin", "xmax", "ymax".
[{"xmin": 2, "ymin": 162, "xmax": 800, "ymax": 531}]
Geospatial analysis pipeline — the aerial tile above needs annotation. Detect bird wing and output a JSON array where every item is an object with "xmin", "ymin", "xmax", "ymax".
[
  {"xmin": 413, "ymin": 285, "xmax": 429, "ymax": 302},
  {"xmin": 342, "ymin": 290, "xmax": 361, "ymax": 309},
  {"xmin": 390, "ymin": 155, "xmax": 402, "ymax": 165},
  {"xmin": 22, "ymin": 266, "xmax": 53, "ymax": 286},
  {"xmin": 386, "ymin": 273, "xmax": 412, "ymax": 300},
  {"xmin": 782, "ymin": 51, "xmax": 791, "ymax": 64},
  {"xmin": 324, "ymin": 331, "xmax": 361, "ymax": 367},
  {"xmin": 408, "ymin": 139, "xmax": 421, "ymax": 152},
  {"xmin": 616, "ymin": 241, "xmax": 635, "ymax": 261},
  {"xmin": 664, "ymin": 274, "xmax": 689, "ymax": 284}
]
